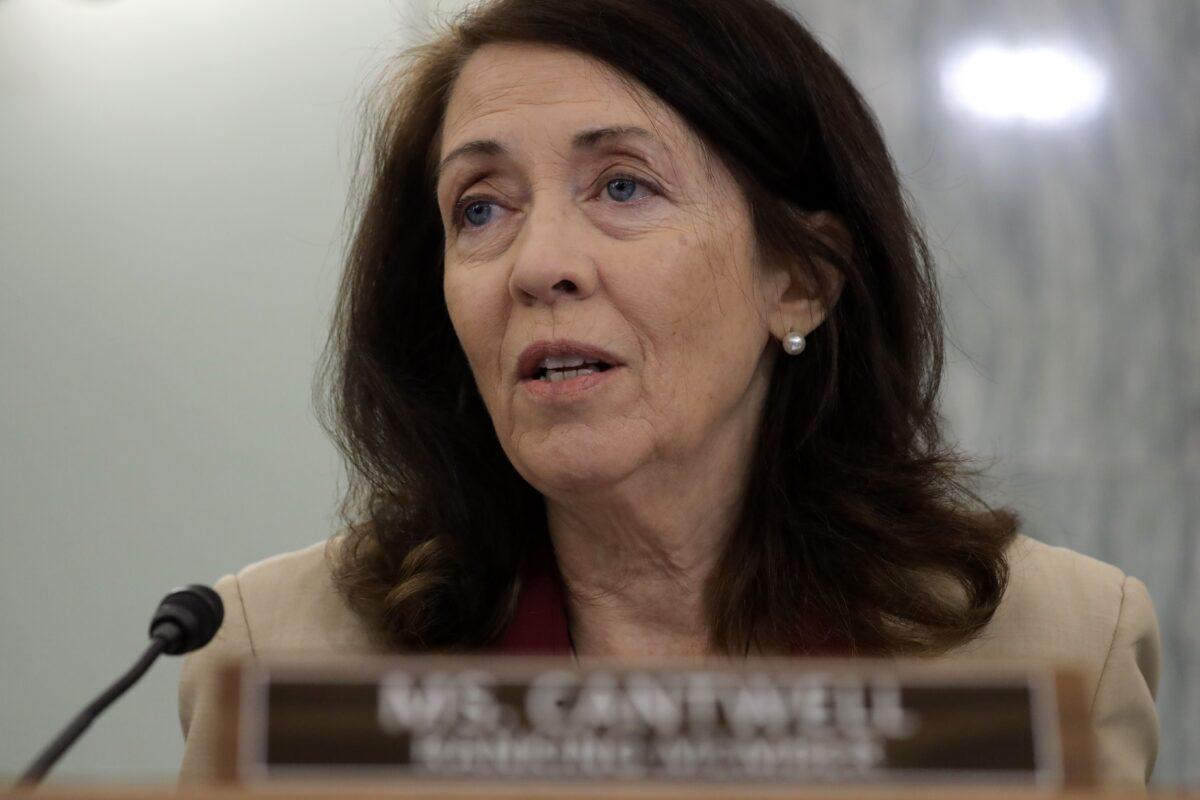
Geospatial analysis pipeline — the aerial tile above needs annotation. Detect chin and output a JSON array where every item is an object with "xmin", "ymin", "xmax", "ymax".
[{"xmin": 510, "ymin": 428, "xmax": 646, "ymax": 496}]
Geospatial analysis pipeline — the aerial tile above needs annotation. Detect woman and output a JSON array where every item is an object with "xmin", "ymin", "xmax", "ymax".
[{"xmin": 179, "ymin": 0, "xmax": 1161, "ymax": 787}]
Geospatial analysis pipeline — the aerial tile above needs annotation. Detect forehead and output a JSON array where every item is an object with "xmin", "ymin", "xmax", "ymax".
[{"xmin": 439, "ymin": 43, "xmax": 691, "ymax": 161}]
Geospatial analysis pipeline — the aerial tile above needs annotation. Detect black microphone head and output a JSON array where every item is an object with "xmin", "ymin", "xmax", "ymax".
[{"xmin": 149, "ymin": 584, "xmax": 224, "ymax": 655}]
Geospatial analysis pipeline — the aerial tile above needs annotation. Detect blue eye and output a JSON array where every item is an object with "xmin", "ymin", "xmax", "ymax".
[
  {"xmin": 462, "ymin": 200, "xmax": 493, "ymax": 228},
  {"xmin": 606, "ymin": 176, "xmax": 640, "ymax": 202}
]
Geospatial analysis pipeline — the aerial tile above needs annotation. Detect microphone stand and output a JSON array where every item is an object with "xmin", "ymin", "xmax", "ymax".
[
  {"xmin": 17, "ymin": 634, "xmax": 173, "ymax": 787},
  {"xmin": 15, "ymin": 584, "xmax": 222, "ymax": 788}
]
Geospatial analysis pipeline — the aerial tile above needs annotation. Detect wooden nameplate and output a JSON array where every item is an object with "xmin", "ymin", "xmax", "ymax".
[{"xmin": 214, "ymin": 656, "xmax": 1093, "ymax": 790}]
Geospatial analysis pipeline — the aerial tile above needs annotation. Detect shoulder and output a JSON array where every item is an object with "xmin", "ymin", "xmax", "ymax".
[
  {"xmin": 942, "ymin": 533, "xmax": 1162, "ymax": 787},
  {"xmin": 178, "ymin": 537, "xmax": 382, "ymax": 781},
  {"xmin": 954, "ymin": 534, "xmax": 1144, "ymax": 665},
  {"xmin": 223, "ymin": 537, "xmax": 383, "ymax": 654}
]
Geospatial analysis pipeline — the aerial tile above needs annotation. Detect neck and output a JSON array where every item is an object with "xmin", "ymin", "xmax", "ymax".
[{"xmin": 545, "ymin": 432, "xmax": 754, "ymax": 660}]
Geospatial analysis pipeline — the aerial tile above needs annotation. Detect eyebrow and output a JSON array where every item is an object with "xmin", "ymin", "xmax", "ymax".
[{"xmin": 435, "ymin": 125, "xmax": 662, "ymax": 182}]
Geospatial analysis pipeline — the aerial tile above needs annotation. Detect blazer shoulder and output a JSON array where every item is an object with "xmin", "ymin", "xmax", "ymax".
[
  {"xmin": 1010, "ymin": 533, "xmax": 1127, "ymax": 609},
  {"xmin": 945, "ymin": 533, "xmax": 1161, "ymax": 787},
  {"xmin": 955, "ymin": 533, "xmax": 1129, "ymax": 664},
  {"xmin": 179, "ymin": 538, "xmax": 380, "ymax": 783},
  {"xmin": 230, "ymin": 537, "xmax": 383, "ymax": 654}
]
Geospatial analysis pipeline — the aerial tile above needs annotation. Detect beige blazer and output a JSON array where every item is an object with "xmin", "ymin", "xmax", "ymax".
[{"xmin": 178, "ymin": 533, "xmax": 1161, "ymax": 788}]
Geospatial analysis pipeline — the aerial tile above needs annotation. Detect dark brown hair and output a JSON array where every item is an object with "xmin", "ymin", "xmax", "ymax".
[{"xmin": 318, "ymin": 0, "xmax": 1019, "ymax": 656}]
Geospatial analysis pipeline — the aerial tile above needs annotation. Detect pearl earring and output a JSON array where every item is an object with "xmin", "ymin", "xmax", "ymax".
[{"xmin": 783, "ymin": 328, "xmax": 806, "ymax": 355}]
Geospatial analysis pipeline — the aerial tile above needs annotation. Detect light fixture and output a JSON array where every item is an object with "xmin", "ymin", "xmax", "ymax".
[{"xmin": 942, "ymin": 43, "xmax": 1106, "ymax": 125}]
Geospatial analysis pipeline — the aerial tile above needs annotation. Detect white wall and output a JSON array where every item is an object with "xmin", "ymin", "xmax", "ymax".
[{"xmin": 0, "ymin": 0, "xmax": 420, "ymax": 781}]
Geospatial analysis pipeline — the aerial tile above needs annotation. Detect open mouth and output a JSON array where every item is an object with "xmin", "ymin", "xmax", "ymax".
[
  {"xmin": 533, "ymin": 356, "xmax": 616, "ymax": 382},
  {"xmin": 517, "ymin": 341, "xmax": 624, "ymax": 384}
]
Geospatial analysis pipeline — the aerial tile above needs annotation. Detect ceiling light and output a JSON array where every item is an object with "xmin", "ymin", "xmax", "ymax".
[{"xmin": 942, "ymin": 43, "xmax": 1106, "ymax": 125}]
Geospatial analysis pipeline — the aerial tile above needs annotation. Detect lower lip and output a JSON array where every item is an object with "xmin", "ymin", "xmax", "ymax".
[{"xmin": 520, "ymin": 367, "xmax": 623, "ymax": 400}]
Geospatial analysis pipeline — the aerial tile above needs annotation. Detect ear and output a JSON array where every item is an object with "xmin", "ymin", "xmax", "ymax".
[{"xmin": 765, "ymin": 211, "xmax": 850, "ymax": 343}]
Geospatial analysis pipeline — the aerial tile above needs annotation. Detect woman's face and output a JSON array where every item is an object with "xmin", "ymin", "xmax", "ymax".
[{"xmin": 437, "ymin": 43, "xmax": 786, "ymax": 496}]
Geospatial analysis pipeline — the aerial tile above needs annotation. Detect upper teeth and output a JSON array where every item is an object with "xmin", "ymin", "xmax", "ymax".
[{"xmin": 539, "ymin": 356, "xmax": 600, "ymax": 370}]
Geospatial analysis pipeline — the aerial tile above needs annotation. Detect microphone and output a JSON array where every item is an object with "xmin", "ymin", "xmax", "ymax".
[{"xmin": 16, "ymin": 585, "xmax": 224, "ymax": 787}]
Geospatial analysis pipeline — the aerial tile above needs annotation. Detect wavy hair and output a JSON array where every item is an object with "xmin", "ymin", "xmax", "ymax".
[{"xmin": 318, "ymin": 0, "xmax": 1020, "ymax": 656}]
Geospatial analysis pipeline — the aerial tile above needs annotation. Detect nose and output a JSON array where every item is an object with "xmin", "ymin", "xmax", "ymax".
[{"xmin": 508, "ymin": 201, "xmax": 598, "ymax": 307}]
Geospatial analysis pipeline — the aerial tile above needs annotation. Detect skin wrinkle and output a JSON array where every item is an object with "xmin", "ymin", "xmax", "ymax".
[{"xmin": 438, "ymin": 43, "xmax": 836, "ymax": 659}]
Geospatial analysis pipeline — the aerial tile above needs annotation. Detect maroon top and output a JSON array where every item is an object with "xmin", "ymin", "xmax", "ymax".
[
  {"xmin": 493, "ymin": 539, "xmax": 574, "ymax": 654},
  {"xmin": 492, "ymin": 538, "xmax": 853, "ymax": 657}
]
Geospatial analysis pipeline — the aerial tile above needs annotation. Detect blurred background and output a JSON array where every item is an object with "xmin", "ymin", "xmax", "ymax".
[{"xmin": 0, "ymin": 0, "xmax": 1195, "ymax": 786}]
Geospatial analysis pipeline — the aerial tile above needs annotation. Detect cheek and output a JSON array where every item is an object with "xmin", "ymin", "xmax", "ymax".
[
  {"xmin": 624, "ymin": 233, "xmax": 763, "ymax": 367},
  {"xmin": 444, "ymin": 264, "xmax": 509, "ymax": 394},
  {"xmin": 611, "ymin": 231, "xmax": 768, "ymax": 436}
]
